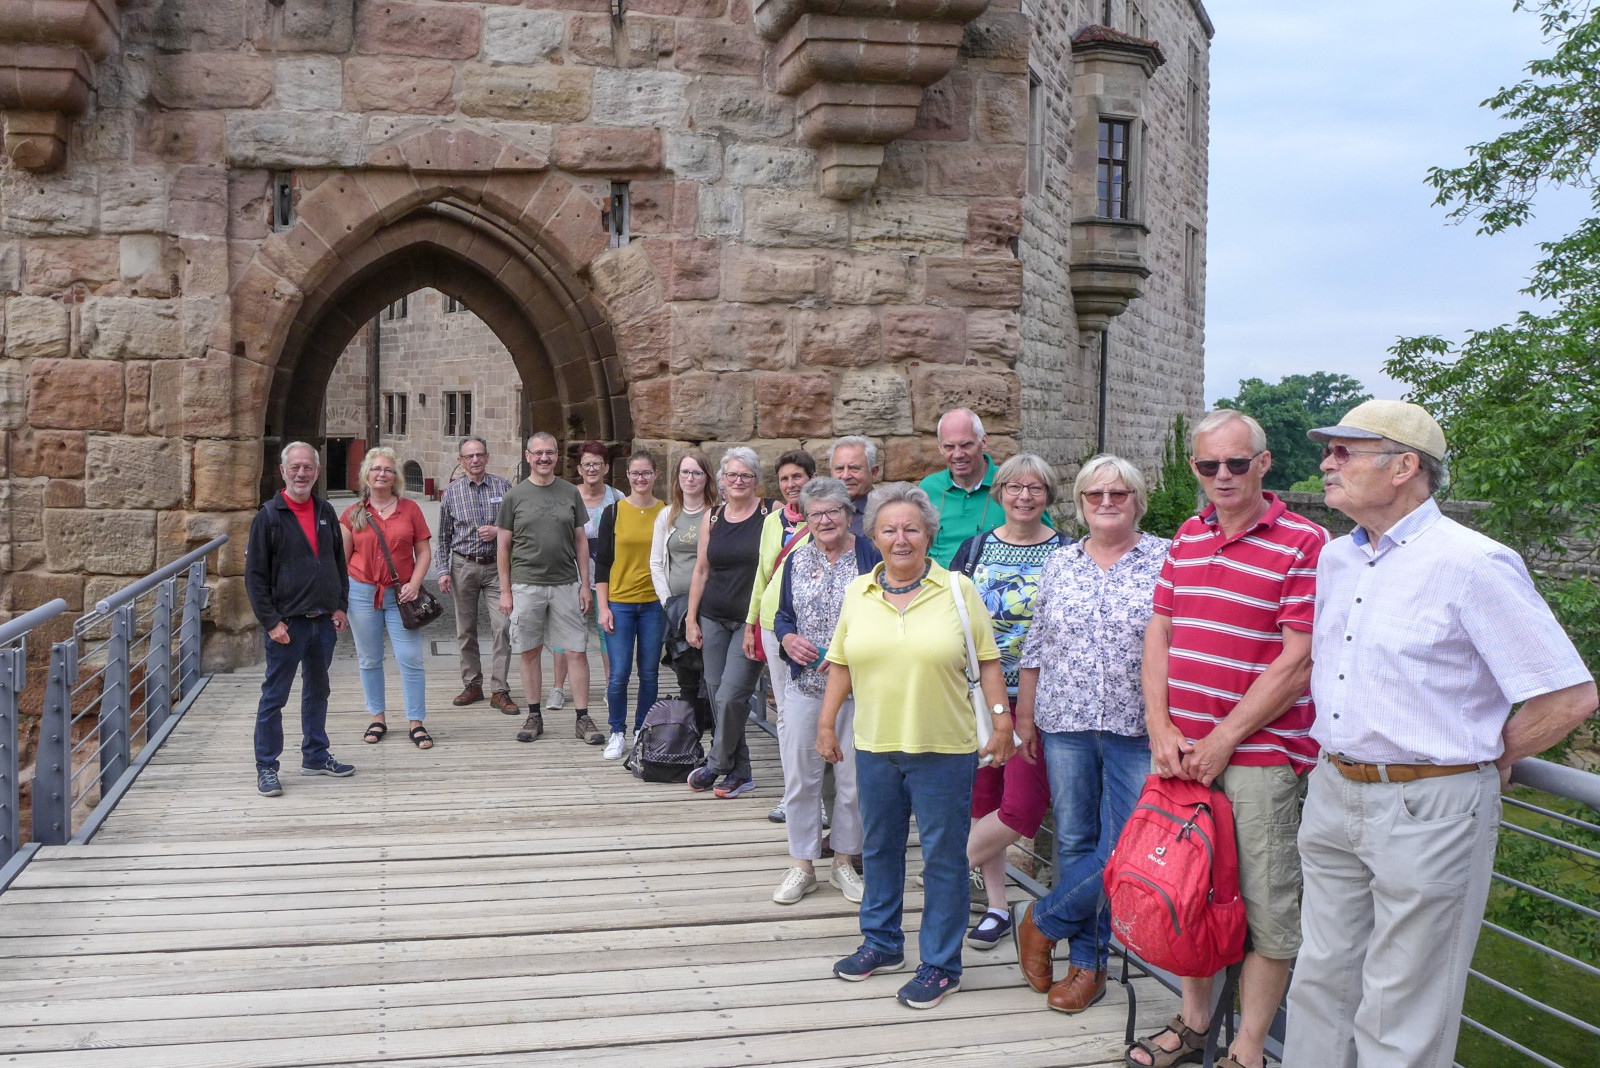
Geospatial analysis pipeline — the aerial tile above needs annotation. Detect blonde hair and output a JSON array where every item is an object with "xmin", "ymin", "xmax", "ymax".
[
  {"xmin": 668, "ymin": 449, "xmax": 718, "ymax": 527},
  {"xmin": 1072, "ymin": 454, "xmax": 1149, "ymax": 523},
  {"xmin": 350, "ymin": 446, "xmax": 401, "ymax": 532}
]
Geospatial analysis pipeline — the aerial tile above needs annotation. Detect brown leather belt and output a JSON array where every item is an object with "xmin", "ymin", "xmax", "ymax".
[{"xmin": 1327, "ymin": 754, "xmax": 1482, "ymax": 784}]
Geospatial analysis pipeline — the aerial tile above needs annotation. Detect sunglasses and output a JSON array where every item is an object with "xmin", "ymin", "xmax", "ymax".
[
  {"xmin": 1320, "ymin": 444, "xmax": 1406, "ymax": 465},
  {"xmin": 1192, "ymin": 451, "xmax": 1264, "ymax": 477},
  {"xmin": 1081, "ymin": 489, "xmax": 1131, "ymax": 505}
]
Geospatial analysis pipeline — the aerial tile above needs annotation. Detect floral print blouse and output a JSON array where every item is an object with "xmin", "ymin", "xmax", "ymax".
[{"xmin": 1019, "ymin": 532, "xmax": 1168, "ymax": 737}]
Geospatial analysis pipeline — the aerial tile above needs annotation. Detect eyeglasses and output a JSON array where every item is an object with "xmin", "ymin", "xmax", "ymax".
[
  {"xmin": 1081, "ymin": 489, "xmax": 1131, "ymax": 505},
  {"xmin": 1002, "ymin": 482, "xmax": 1048, "ymax": 498},
  {"xmin": 1320, "ymin": 444, "xmax": 1406, "ymax": 466},
  {"xmin": 724, "ymin": 472, "xmax": 756, "ymax": 484},
  {"xmin": 628, "ymin": 470, "xmax": 655, "ymax": 480},
  {"xmin": 680, "ymin": 469, "xmax": 707, "ymax": 479},
  {"xmin": 460, "ymin": 452, "xmax": 487, "ymax": 461},
  {"xmin": 578, "ymin": 462, "xmax": 607, "ymax": 471},
  {"xmin": 1192, "ymin": 451, "xmax": 1264, "ymax": 477},
  {"xmin": 807, "ymin": 507, "xmax": 846, "ymax": 524}
]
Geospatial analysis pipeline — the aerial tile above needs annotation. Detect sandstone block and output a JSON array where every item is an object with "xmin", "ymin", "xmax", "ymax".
[
  {"xmin": 85, "ymin": 436, "xmax": 186, "ymax": 509},
  {"xmin": 43, "ymin": 509, "xmax": 158, "ymax": 575},
  {"xmin": 961, "ymin": 10, "xmax": 1030, "ymax": 63},
  {"xmin": 124, "ymin": 0, "xmax": 246, "ymax": 50},
  {"xmin": 27, "ymin": 361, "xmax": 124, "ymax": 431},
  {"xmin": 725, "ymin": 144, "xmax": 816, "ymax": 189},
  {"xmin": 649, "ymin": 237, "xmax": 720, "ymax": 301},
  {"xmin": 697, "ymin": 185, "xmax": 743, "ymax": 237},
  {"xmin": 721, "ymin": 247, "xmax": 828, "ymax": 304},
  {"xmin": 345, "ymin": 58, "xmax": 457, "ymax": 114},
  {"xmin": 4, "ymin": 480, "xmax": 43, "ymax": 541},
  {"xmin": 4, "ymin": 296, "xmax": 70, "ymax": 359},
  {"xmin": 926, "ymin": 143, "xmax": 1026, "ymax": 197},
  {"xmin": 674, "ymin": 303, "xmax": 792, "ymax": 372},
  {"xmin": 80, "ymin": 296, "xmax": 221, "ymax": 361},
  {"xmin": 675, "ymin": 21, "xmax": 764, "ymax": 74},
  {"xmin": 168, "ymin": 167, "xmax": 230, "ymax": 238},
  {"xmin": 133, "ymin": 111, "xmax": 226, "ymax": 165},
  {"xmin": 157, "ymin": 510, "xmax": 255, "ymax": 575},
  {"xmin": 100, "ymin": 167, "xmax": 170, "ymax": 234},
  {"xmin": 9, "ymin": 428, "xmax": 86, "ymax": 478},
  {"xmin": 631, "ymin": 377, "xmax": 674, "ymax": 437},
  {"xmin": 613, "ymin": 306, "xmax": 672, "ymax": 381},
  {"xmin": 689, "ymin": 76, "xmax": 793, "ymax": 139},
  {"xmin": 483, "ymin": 8, "xmax": 566, "ymax": 64},
  {"xmin": 626, "ymin": 181, "xmax": 683, "ymax": 234},
  {"xmin": 884, "ymin": 435, "xmax": 943, "ymax": 481},
  {"xmin": 226, "ymin": 113, "xmax": 364, "ymax": 168},
  {"xmin": 24, "ymin": 238, "xmax": 121, "ymax": 293},
  {"xmin": 977, "ymin": 72, "xmax": 1029, "ymax": 143},
  {"xmin": 849, "ymin": 194, "xmax": 967, "ymax": 251},
  {"xmin": 461, "ymin": 65, "xmax": 591, "ymax": 123},
  {"xmin": 795, "ymin": 307, "xmax": 880, "ymax": 368},
  {"xmin": 967, "ymin": 198, "xmax": 1022, "ymax": 252},
  {"xmin": 147, "ymin": 362, "xmax": 183, "ymax": 437},
  {"xmin": 758, "ymin": 372, "xmax": 832, "ymax": 438},
  {"xmin": 44, "ymin": 478, "xmax": 84, "ymax": 509},
  {"xmin": 883, "ymin": 306, "xmax": 965, "ymax": 363},
  {"xmin": 181, "ymin": 352, "xmax": 235, "ymax": 438},
  {"xmin": 907, "ymin": 71, "xmax": 972, "ymax": 142},
  {"xmin": 9, "ymin": 541, "xmax": 45, "ymax": 571},
  {"xmin": 203, "ymin": 576, "xmax": 256, "ymax": 632},
  {"xmin": 631, "ymin": 0, "xmax": 726, "ymax": 15},
  {"xmin": 190, "ymin": 440, "xmax": 262, "ymax": 511},
  {"xmin": 834, "ymin": 368, "xmax": 912, "ymax": 436},
  {"xmin": 587, "ymin": 241, "xmax": 664, "ymax": 327},
  {"xmin": 568, "ymin": 13, "xmax": 674, "ymax": 68},
  {"xmin": 743, "ymin": 190, "xmax": 849, "ymax": 248},
  {"xmin": 672, "ymin": 371, "xmax": 756, "ymax": 441},
  {"xmin": 0, "ymin": 361, "xmax": 23, "ymax": 430},
  {"xmin": 124, "ymin": 361, "xmax": 152, "ymax": 433},
  {"xmin": 75, "ymin": 110, "xmax": 133, "ymax": 163},
  {"xmin": 9, "ymin": 572, "xmax": 85, "ymax": 614},
  {"xmin": 150, "ymin": 54, "xmax": 273, "ymax": 109},
  {"xmin": 925, "ymin": 257, "xmax": 1023, "ymax": 307},
  {"xmin": 356, "ymin": 1, "xmax": 482, "ymax": 59},
  {"xmin": 664, "ymin": 132, "xmax": 722, "ymax": 182},
  {"xmin": 592, "ymin": 69, "xmax": 690, "ymax": 128},
  {"xmin": 967, "ymin": 309, "xmax": 1020, "ymax": 363},
  {"xmin": 552, "ymin": 127, "xmax": 662, "ymax": 173},
  {"xmin": 879, "ymin": 140, "xmax": 927, "ymax": 192},
  {"xmin": 251, "ymin": 0, "xmax": 355, "ymax": 52},
  {"xmin": 830, "ymin": 252, "xmax": 914, "ymax": 305},
  {"xmin": 120, "ymin": 234, "xmax": 165, "ymax": 280},
  {"xmin": 1, "ymin": 172, "xmax": 97, "ymax": 238},
  {"xmin": 231, "ymin": 357, "xmax": 274, "ymax": 437},
  {"xmin": 911, "ymin": 365, "xmax": 1020, "ymax": 433},
  {"xmin": 275, "ymin": 55, "xmax": 343, "ymax": 110}
]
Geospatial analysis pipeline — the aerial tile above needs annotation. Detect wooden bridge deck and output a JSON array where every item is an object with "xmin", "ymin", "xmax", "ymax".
[{"xmin": 0, "ymin": 634, "xmax": 1174, "ymax": 1066}]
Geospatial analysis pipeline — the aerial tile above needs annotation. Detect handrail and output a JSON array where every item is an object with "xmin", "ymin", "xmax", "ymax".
[
  {"xmin": 1511, "ymin": 755, "xmax": 1600, "ymax": 809},
  {"xmin": 93, "ymin": 536, "xmax": 228, "ymax": 617},
  {"xmin": 0, "ymin": 599, "xmax": 69, "ymax": 647}
]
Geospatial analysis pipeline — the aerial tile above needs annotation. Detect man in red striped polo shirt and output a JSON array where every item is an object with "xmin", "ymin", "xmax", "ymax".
[{"xmin": 1128, "ymin": 409, "xmax": 1327, "ymax": 1068}]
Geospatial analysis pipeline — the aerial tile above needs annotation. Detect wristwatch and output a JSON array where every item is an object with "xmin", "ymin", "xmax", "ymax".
[{"xmin": 990, "ymin": 704, "xmax": 1011, "ymax": 717}]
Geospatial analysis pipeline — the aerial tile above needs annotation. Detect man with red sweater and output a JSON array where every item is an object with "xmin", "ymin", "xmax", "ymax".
[{"xmin": 1126, "ymin": 409, "xmax": 1327, "ymax": 1068}]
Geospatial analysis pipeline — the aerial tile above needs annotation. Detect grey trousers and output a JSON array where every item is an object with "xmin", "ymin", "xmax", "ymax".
[
  {"xmin": 781, "ymin": 684, "xmax": 861, "ymax": 860},
  {"xmin": 698, "ymin": 615, "xmax": 758, "ymax": 780},
  {"xmin": 450, "ymin": 556, "xmax": 510, "ymax": 695},
  {"xmin": 1283, "ymin": 759, "xmax": 1501, "ymax": 1068}
]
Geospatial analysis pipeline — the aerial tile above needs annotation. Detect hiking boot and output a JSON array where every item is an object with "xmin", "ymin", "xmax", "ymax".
[
  {"xmin": 603, "ymin": 732, "xmax": 626, "ymax": 760},
  {"xmin": 713, "ymin": 775, "xmax": 755, "ymax": 798},
  {"xmin": 772, "ymin": 866, "xmax": 818, "ymax": 905},
  {"xmin": 830, "ymin": 860, "xmax": 864, "ymax": 904},
  {"xmin": 257, "ymin": 768, "xmax": 283, "ymax": 797},
  {"xmin": 490, "ymin": 691, "xmax": 519, "ymax": 715},
  {"xmin": 897, "ymin": 964, "xmax": 960, "ymax": 1009},
  {"xmin": 966, "ymin": 909, "xmax": 1013, "ymax": 951},
  {"xmin": 516, "ymin": 711, "xmax": 544, "ymax": 743},
  {"xmin": 687, "ymin": 765, "xmax": 717, "ymax": 792},
  {"xmin": 546, "ymin": 686, "xmax": 565, "ymax": 710},
  {"xmin": 453, "ymin": 684, "xmax": 483, "ymax": 706},
  {"xmin": 1047, "ymin": 966, "xmax": 1108, "ymax": 1014},
  {"xmin": 575, "ymin": 714, "xmax": 605, "ymax": 745},
  {"xmin": 832, "ymin": 945, "xmax": 905, "ymax": 982},
  {"xmin": 301, "ymin": 754, "xmax": 355, "ymax": 777}
]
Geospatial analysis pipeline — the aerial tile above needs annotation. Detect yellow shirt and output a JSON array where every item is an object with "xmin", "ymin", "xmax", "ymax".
[
  {"xmin": 610, "ymin": 500, "xmax": 664, "ymax": 603},
  {"xmin": 826, "ymin": 560, "xmax": 1001, "ymax": 754}
]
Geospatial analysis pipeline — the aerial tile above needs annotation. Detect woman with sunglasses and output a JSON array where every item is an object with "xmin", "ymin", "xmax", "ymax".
[
  {"xmin": 594, "ymin": 451, "xmax": 666, "ymax": 760},
  {"xmin": 1011, "ymin": 454, "xmax": 1167, "ymax": 1014},
  {"xmin": 946, "ymin": 454, "xmax": 1072, "ymax": 950},
  {"xmin": 548, "ymin": 440, "xmax": 620, "ymax": 734}
]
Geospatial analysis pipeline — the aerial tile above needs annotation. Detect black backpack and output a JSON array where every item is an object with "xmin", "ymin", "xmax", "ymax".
[{"xmin": 624, "ymin": 697, "xmax": 705, "ymax": 783}]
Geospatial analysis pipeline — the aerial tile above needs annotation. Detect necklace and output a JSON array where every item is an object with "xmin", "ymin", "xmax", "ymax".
[{"xmin": 880, "ymin": 560, "xmax": 931, "ymax": 595}]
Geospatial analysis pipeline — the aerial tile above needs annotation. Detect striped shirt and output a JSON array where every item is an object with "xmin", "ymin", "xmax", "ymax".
[
  {"xmin": 1152, "ymin": 492, "xmax": 1328, "ymax": 772},
  {"xmin": 435, "ymin": 472, "xmax": 511, "ymax": 575}
]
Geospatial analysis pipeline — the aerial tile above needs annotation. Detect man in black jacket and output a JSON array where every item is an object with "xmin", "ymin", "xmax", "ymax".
[{"xmin": 245, "ymin": 442, "xmax": 355, "ymax": 797}]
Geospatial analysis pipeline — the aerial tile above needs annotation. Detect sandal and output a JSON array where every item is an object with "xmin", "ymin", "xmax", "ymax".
[
  {"xmin": 1125, "ymin": 1015, "xmax": 1208, "ymax": 1068},
  {"xmin": 363, "ymin": 721, "xmax": 387, "ymax": 744},
  {"xmin": 409, "ymin": 724, "xmax": 433, "ymax": 749}
]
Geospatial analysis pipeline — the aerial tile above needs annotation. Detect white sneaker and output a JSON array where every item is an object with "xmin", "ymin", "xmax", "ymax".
[
  {"xmin": 603, "ymin": 732, "xmax": 625, "ymax": 760},
  {"xmin": 547, "ymin": 687, "xmax": 565, "ymax": 710},
  {"xmin": 773, "ymin": 866, "xmax": 818, "ymax": 905},
  {"xmin": 831, "ymin": 861, "xmax": 864, "ymax": 904}
]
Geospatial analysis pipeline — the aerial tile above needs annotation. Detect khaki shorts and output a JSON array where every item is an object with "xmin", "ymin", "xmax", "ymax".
[
  {"xmin": 510, "ymin": 582, "xmax": 587, "ymax": 654},
  {"xmin": 1215, "ymin": 762, "xmax": 1308, "ymax": 960}
]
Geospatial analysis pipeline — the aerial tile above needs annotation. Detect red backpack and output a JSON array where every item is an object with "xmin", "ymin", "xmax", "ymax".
[{"xmin": 1104, "ymin": 774, "xmax": 1248, "ymax": 978}]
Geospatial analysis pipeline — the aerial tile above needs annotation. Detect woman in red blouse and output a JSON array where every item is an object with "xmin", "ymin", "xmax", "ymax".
[{"xmin": 341, "ymin": 447, "xmax": 434, "ymax": 748}]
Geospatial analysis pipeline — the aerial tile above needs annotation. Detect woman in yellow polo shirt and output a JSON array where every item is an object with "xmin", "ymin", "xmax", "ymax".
[
  {"xmin": 594, "ymin": 451, "xmax": 665, "ymax": 760},
  {"xmin": 816, "ymin": 482, "xmax": 1014, "ymax": 1010}
]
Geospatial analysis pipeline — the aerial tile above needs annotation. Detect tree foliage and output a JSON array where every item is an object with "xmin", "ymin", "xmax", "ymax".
[
  {"xmin": 1213, "ymin": 373, "xmax": 1372, "ymax": 490},
  {"xmin": 1143, "ymin": 413, "xmax": 1200, "ymax": 539}
]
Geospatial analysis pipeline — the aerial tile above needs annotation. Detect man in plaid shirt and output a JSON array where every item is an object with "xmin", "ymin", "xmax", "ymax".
[{"xmin": 437, "ymin": 436, "xmax": 518, "ymax": 715}]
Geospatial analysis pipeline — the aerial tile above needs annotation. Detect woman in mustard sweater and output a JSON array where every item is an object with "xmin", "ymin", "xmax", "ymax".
[{"xmin": 594, "ymin": 451, "xmax": 666, "ymax": 760}]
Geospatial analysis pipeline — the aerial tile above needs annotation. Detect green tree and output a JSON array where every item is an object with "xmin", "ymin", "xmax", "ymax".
[
  {"xmin": 1213, "ymin": 373, "xmax": 1372, "ymax": 490},
  {"xmin": 1143, "ymin": 413, "xmax": 1200, "ymax": 539}
]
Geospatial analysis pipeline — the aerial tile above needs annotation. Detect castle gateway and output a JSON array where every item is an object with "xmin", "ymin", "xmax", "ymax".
[{"xmin": 0, "ymin": 0, "xmax": 1210, "ymax": 664}]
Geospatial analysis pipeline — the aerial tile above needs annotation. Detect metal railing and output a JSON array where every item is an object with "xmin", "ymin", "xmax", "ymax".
[{"xmin": 0, "ymin": 537, "xmax": 225, "ymax": 886}]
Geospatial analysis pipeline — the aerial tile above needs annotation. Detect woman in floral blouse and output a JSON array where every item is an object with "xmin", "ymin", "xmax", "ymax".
[{"xmin": 1011, "ymin": 454, "xmax": 1168, "ymax": 1015}]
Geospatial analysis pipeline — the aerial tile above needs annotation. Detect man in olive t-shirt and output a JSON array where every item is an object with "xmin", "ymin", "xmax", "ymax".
[{"xmin": 496, "ymin": 432, "xmax": 600, "ymax": 745}]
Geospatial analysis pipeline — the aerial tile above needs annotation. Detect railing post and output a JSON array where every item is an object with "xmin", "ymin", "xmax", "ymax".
[
  {"xmin": 178, "ymin": 559, "xmax": 207, "ymax": 699},
  {"xmin": 98, "ymin": 604, "xmax": 134, "ymax": 802},
  {"xmin": 0, "ymin": 639, "xmax": 23, "ymax": 867},
  {"xmin": 145, "ymin": 579, "xmax": 175, "ymax": 738},
  {"xmin": 32, "ymin": 640, "xmax": 75, "ymax": 846}
]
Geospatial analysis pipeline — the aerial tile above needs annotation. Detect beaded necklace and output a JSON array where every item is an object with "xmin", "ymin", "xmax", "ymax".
[{"xmin": 880, "ymin": 560, "xmax": 931, "ymax": 595}]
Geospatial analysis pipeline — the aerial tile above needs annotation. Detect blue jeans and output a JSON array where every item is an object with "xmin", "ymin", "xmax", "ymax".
[
  {"xmin": 347, "ymin": 580, "xmax": 427, "ymax": 721},
  {"xmin": 254, "ymin": 616, "xmax": 337, "ymax": 772},
  {"xmin": 604, "ymin": 599, "xmax": 665, "ymax": 733},
  {"xmin": 856, "ymin": 749, "xmax": 978, "ymax": 976},
  {"xmin": 1031, "ymin": 730, "xmax": 1150, "ymax": 969}
]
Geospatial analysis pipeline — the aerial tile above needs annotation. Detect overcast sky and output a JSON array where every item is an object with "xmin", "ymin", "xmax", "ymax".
[{"xmin": 1202, "ymin": 0, "xmax": 1587, "ymax": 403}]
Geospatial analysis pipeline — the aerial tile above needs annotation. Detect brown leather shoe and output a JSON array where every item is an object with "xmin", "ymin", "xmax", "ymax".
[
  {"xmin": 490, "ymin": 691, "xmax": 519, "ymax": 715},
  {"xmin": 1046, "ymin": 965, "xmax": 1108, "ymax": 1013},
  {"xmin": 1013, "ymin": 901, "xmax": 1058, "ymax": 993},
  {"xmin": 453, "ymin": 684, "xmax": 484, "ymax": 706}
]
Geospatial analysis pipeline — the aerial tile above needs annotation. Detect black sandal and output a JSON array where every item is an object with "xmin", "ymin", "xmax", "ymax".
[
  {"xmin": 363, "ymin": 721, "xmax": 387, "ymax": 744},
  {"xmin": 1125, "ymin": 1015, "xmax": 1208, "ymax": 1067},
  {"xmin": 409, "ymin": 724, "xmax": 433, "ymax": 749}
]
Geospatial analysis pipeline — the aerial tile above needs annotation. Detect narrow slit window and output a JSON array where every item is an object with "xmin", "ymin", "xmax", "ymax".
[
  {"xmin": 1097, "ymin": 119, "xmax": 1131, "ymax": 219},
  {"xmin": 1027, "ymin": 72, "xmax": 1045, "ymax": 196}
]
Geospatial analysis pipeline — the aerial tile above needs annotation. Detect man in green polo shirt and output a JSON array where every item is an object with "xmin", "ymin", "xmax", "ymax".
[{"xmin": 921, "ymin": 408, "xmax": 1052, "ymax": 565}]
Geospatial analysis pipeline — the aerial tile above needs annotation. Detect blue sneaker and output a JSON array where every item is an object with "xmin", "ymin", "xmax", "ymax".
[
  {"xmin": 832, "ymin": 945, "xmax": 906, "ymax": 982},
  {"xmin": 713, "ymin": 774, "xmax": 755, "ymax": 798},
  {"xmin": 301, "ymin": 754, "xmax": 355, "ymax": 777},
  {"xmin": 897, "ymin": 963, "xmax": 960, "ymax": 1009},
  {"xmin": 257, "ymin": 768, "xmax": 283, "ymax": 797},
  {"xmin": 687, "ymin": 765, "xmax": 717, "ymax": 792}
]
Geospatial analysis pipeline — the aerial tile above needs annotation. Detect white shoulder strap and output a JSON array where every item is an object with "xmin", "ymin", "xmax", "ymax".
[{"xmin": 949, "ymin": 573, "xmax": 980, "ymax": 685}]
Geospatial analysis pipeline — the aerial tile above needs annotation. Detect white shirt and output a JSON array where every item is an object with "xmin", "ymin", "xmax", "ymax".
[{"xmin": 1310, "ymin": 498, "xmax": 1591, "ymax": 764}]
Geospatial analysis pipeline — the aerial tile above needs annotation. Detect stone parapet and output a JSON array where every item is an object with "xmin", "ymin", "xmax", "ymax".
[{"xmin": 0, "ymin": 0, "xmax": 119, "ymax": 171}]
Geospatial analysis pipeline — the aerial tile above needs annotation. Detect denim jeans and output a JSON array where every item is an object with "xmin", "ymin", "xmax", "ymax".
[
  {"xmin": 604, "ymin": 599, "xmax": 665, "ymax": 733},
  {"xmin": 254, "ymin": 616, "xmax": 337, "ymax": 772},
  {"xmin": 856, "ymin": 748, "xmax": 978, "ymax": 976},
  {"xmin": 347, "ymin": 579, "xmax": 428, "ymax": 721},
  {"xmin": 1031, "ymin": 729, "xmax": 1150, "ymax": 969}
]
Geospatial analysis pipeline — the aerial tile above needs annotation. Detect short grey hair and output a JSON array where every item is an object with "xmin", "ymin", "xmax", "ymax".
[
  {"xmin": 1072, "ymin": 453, "xmax": 1150, "ymax": 523},
  {"xmin": 990, "ymin": 453, "xmax": 1059, "ymax": 506},
  {"xmin": 526, "ymin": 431, "xmax": 557, "ymax": 450},
  {"xmin": 798, "ymin": 476, "xmax": 854, "ymax": 518},
  {"xmin": 863, "ymin": 482, "xmax": 939, "ymax": 540},
  {"xmin": 458, "ymin": 436, "xmax": 488, "ymax": 455},
  {"xmin": 937, "ymin": 407, "xmax": 987, "ymax": 442},
  {"xmin": 830, "ymin": 435, "xmax": 879, "ymax": 470},
  {"xmin": 1371, "ymin": 438, "xmax": 1449, "ymax": 496},
  {"xmin": 718, "ymin": 445, "xmax": 761, "ymax": 482},
  {"xmin": 280, "ymin": 441, "xmax": 319, "ymax": 468},
  {"xmin": 1190, "ymin": 409, "xmax": 1268, "ymax": 455}
]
